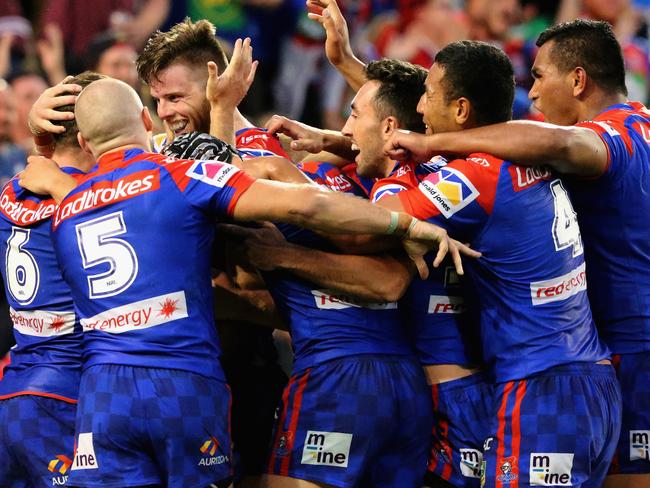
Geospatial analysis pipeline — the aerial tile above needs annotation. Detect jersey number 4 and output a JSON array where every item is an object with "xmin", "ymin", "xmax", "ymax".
[
  {"xmin": 76, "ymin": 211, "xmax": 139, "ymax": 299},
  {"xmin": 5, "ymin": 227, "xmax": 40, "ymax": 305},
  {"xmin": 551, "ymin": 180, "xmax": 583, "ymax": 257}
]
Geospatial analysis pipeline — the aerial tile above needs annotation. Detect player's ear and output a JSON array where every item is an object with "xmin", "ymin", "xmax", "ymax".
[
  {"xmin": 572, "ymin": 67, "xmax": 587, "ymax": 97},
  {"xmin": 77, "ymin": 132, "xmax": 92, "ymax": 156},
  {"xmin": 454, "ymin": 97, "xmax": 471, "ymax": 126},
  {"xmin": 141, "ymin": 107, "xmax": 154, "ymax": 132},
  {"xmin": 382, "ymin": 116, "xmax": 399, "ymax": 138}
]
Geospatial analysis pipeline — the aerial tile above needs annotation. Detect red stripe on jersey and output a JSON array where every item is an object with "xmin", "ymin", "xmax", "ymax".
[
  {"xmin": 0, "ymin": 352, "xmax": 10, "ymax": 380},
  {"xmin": 236, "ymin": 128, "xmax": 291, "ymax": 159},
  {"xmin": 267, "ymin": 376, "xmax": 295, "ymax": 474},
  {"xmin": 611, "ymin": 354, "xmax": 621, "ymax": 373},
  {"xmin": 495, "ymin": 381, "xmax": 515, "ymax": 488},
  {"xmin": 510, "ymin": 381, "xmax": 527, "ymax": 488},
  {"xmin": 428, "ymin": 384, "xmax": 440, "ymax": 473},
  {"xmin": 280, "ymin": 369, "xmax": 311, "ymax": 476},
  {"xmin": 225, "ymin": 172, "xmax": 256, "ymax": 217},
  {"xmin": 0, "ymin": 390, "xmax": 78, "ymax": 404}
]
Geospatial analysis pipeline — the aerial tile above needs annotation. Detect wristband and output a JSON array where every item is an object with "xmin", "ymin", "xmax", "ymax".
[
  {"xmin": 385, "ymin": 211, "xmax": 400, "ymax": 235},
  {"xmin": 403, "ymin": 217, "xmax": 418, "ymax": 239}
]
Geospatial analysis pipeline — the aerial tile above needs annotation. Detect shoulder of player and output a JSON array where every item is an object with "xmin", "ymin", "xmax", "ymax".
[{"xmin": 0, "ymin": 178, "xmax": 57, "ymax": 225}]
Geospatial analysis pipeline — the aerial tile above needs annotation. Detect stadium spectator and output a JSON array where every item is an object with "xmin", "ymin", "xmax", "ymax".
[
  {"xmin": 0, "ymin": 81, "xmax": 25, "ymax": 186},
  {"xmin": 8, "ymin": 72, "xmax": 47, "ymax": 153}
]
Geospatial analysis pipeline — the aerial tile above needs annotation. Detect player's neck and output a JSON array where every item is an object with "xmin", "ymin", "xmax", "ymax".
[
  {"xmin": 96, "ymin": 142, "xmax": 151, "ymax": 161},
  {"xmin": 579, "ymin": 91, "xmax": 628, "ymax": 122},
  {"xmin": 234, "ymin": 109, "xmax": 254, "ymax": 132},
  {"xmin": 52, "ymin": 147, "xmax": 95, "ymax": 173}
]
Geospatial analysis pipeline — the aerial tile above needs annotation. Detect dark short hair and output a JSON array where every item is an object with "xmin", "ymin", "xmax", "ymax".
[
  {"xmin": 536, "ymin": 19, "xmax": 627, "ymax": 96},
  {"xmin": 53, "ymin": 71, "xmax": 107, "ymax": 147},
  {"xmin": 434, "ymin": 40, "xmax": 515, "ymax": 125},
  {"xmin": 364, "ymin": 59, "xmax": 427, "ymax": 132},
  {"xmin": 136, "ymin": 17, "xmax": 228, "ymax": 84}
]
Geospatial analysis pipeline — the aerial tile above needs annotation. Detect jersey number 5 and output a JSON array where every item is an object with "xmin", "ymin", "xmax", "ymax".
[
  {"xmin": 76, "ymin": 211, "xmax": 139, "ymax": 299},
  {"xmin": 5, "ymin": 227, "xmax": 40, "ymax": 305},
  {"xmin": 550, "ymin": 180, "xmax": 583, "ymax": 257}
]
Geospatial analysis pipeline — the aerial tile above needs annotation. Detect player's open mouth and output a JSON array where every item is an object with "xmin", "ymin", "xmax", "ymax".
[{"xmin": 169, "ymin": 120, "xmax": 188, "ymax": 134}]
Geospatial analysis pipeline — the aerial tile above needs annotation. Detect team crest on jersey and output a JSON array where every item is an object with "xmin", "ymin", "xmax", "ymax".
[
  {"xmin": 418, "ymin": 167, "xmax": 479, "ymax": 218},
  {"xmin": 497, "ymin": 456, "xmax": 518, "ymax": 483},
  {"xmin": 274, "ymin": 431, "xmax": 294, "ymax": 457},
  {"xmin": 187, "ymin": 161, "xmax": 238, "ymax": 188},
  {"xmin": 372, "ymin": 183, "xmax": 408, "ymax": 202}
]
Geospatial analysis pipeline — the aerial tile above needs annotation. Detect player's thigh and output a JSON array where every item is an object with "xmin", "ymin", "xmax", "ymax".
[
  {"xmin": 261, "ymin": 473, "xmax": 337, "ymax": 488},
  {"xmin": 604, "ymin": 473, "xmax": 650, "ymax": 488}
]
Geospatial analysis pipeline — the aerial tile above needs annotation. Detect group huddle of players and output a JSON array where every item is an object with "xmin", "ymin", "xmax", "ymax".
[{"xmin": 0, "ymin": 0, "xmax": 649, "ymax": 487}]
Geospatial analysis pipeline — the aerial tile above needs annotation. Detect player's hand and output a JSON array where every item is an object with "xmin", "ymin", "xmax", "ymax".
[
  {"xmin": 265, "ymin": 115, "xmax": 325, "ymax": 153},
  {"xmin": 219, "ymin": 222, "xmax": 289, "ymax": 271},
  {"xmin": 206, "ymin": 37, "xmax": 258, "ymax": 111},
  {"xmin": 384, "ymin": 129, "xmax": 435, "ymax": 162},
  {"xmin": 306, "ymin": 0, "xmax": 354, "ymax": 67},
  {"xmin": 402, "ymin": 219, "xmax": 481, "ymax": 278},
  {"xmin": 28, "ymin": 77, "xmax": 82, "ymax": 136},
  {"xmin": 18, "ymin": 156, "xmax": 76, "ymax": 203}
]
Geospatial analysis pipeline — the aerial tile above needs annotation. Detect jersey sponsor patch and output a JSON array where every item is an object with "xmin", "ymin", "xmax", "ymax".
[
  {"xmin": 80, "ymin": 290, "xmax": 188, "ymax": 333},
  {"xmin": 459, "ymin": 448, "xmax": 482, "ymax": 478},
  {"xmin": 427, "ymin": 295, "xmax": 465, "ymax": 314},
  {"xmin": 10, "ymin": 308, "xmax": 75, "ymax": 337},
  {"xmin": 529, "ymin": 453, "xmax": 573, "ymax": 486},
  {"xmin": 186, "ymin": 160, "xmax": 239, "ymax": 188},
  {"xmin": 311, "ymin": 289, "xmax": 398, "ymax": 310},
  {"xmin": 0, "ymin": 186, "xmax": 56, "ymax": 226},
  {"xmin": 301, "ymin": 430, "xmax": 352, "ymax": 468},
  {"xmin": 418, "ymin": 167, "xmax": 479, "ymax": 218},
  {"xmin": 54, "ymin": 170, "xmax": 159, "ymax": 228},
  {"xmin": 630, "ymin": 430, "xmax": 650, "ymax": 461},
  {"xmin": 530, "ymin": 263, "xmax": 586, "ymax": 305},
  {"xmin": 71, "ymin": 433, "xmax": 99, "ymax": 471},
  {"xmin": 508, "ymin": 166, "xmax": 552, "ymax": 192}
]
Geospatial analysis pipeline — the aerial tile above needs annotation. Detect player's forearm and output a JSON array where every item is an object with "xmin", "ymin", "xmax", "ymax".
[
  {"xmin": 431, "ymin": 121, "xmax": 605, "ymax": 175},
  {"xmin": 210, "ymin": 106, "xmax": 236, "ymax": 146},
  {"xmin": 272, "ymin": 245, "xmax": 413, "ymax": 302},
  {"xmin": 334, "ymin": 56, "xmax": 366, "ymax": 92}
]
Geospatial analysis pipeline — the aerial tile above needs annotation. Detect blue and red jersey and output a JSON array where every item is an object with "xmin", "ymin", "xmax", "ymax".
[
  {"xmin": 0, "ymin": 168, "xmax": 85, "ymax": 402},
  {"xmin": 370, "ymin": 158, "xmax": 482, "ymax": 368},
  {"xmin": 236, "ymin": 127, "xmax": 292, "ymax": 160},
  {"xmin": 297, "ymin": 160, "xmax": 370, "ymax": 198},
  {"xmin": 262, "ymin": 161, "xmax": 414, "ymax": 373},
  {"xmin": 572, "ymin": 102, "xmax": 650, "ymax": 353},
  {"xmin": 51, "ymin": 148, "xmax": 255, "ymax": 380},
  {"xmin": 397, "ymin": 154, "xmax": 608, "ymax": 382}
]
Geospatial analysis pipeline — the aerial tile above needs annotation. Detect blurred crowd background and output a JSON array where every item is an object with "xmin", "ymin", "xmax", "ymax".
[{"xmin": 1, "ymin": 0, "xmax": 650, "ymax": 355}]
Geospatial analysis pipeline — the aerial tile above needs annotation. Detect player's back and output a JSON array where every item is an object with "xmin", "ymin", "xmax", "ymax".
[
  {"xmin": 0, "ymin": 172, "xmax": 83, "ymax": 401},
  {"xmin": 51, "ymin": 148, "xmax": 254, "ymax": 380},
  {"xmin": 572, "ymin": 102, "xmax": 650, "ymax": 353},
  {"xmin": 400, "ymin": 154, "xmax": 609, "ymax": 382}
]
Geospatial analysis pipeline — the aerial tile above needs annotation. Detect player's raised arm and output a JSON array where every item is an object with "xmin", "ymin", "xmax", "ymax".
[
  {"xmin": 307, "ymin": 0, "xmax": 366, "ymax": 91},
  {"xmin": 385, "ymin": 120, "xmax": 609, "ymax": 177}
]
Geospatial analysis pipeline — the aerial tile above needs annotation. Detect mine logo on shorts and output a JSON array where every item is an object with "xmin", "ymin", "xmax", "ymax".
[
  {"xmin": 459, "ymin": 449, "xmax": 482, "ymax": 478},
  {"xmin": 497, "ymin": 456, "xmax": 518, "ymax": 484},
  {"xmin": 301, "ymin": 431, "xmax": 352, "ymax": 468},
  {"xmin": 48, "ymin": 454, "xmax": 72, "ymax": 486},
  {"xmin": 529, "ymin": 453, "xmax": 573, "ymax": 486},
  {"xmin": 630, "ymin": 431, "xmax": 650, "ymax": 461},
  {"xmin": 71, "ymin": 433, "xmax": 98, "ymax": 471},
  {"xmin": 198, "ymin": 436, "xmax": 229, "ymax": 467}
]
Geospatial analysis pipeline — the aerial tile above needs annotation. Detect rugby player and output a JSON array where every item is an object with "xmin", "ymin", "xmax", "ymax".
[
  {"xmin": 0, "ymin": 72, "xmax": 103, "ymax": 487},
  {"xmin": 386, "ymin": 20, "xmax": 650, "ymax": 488},
  {"xmin": 18, "ymin": 75, "xmax": 461, "ymax": 488}
]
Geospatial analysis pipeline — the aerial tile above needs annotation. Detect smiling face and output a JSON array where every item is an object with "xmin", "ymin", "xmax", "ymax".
[
  {"xmin": 529, "ymin": 42, "xmax": 579, "ymax": 126},
  {"xmin": 148, "ymin": 62, "xmax": 211, "ymax": 137},
  {"xmin": 417, "ymin": 64, "xmax": 460, "ymax": 135},
  {"xmin": 341, "ymin": 80, "xmax": 391, "ymax": 178}
]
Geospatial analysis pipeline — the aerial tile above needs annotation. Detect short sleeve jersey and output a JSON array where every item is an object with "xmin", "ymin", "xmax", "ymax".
[
  {"xmin": 264, "ymin": 161, "xmax": 414, "ymax": 373},
  {"xmin": 572, "ymin": 102, "xmax": 650, "ymax": 353},
  {"xmin": 370, "ymin": 158, "xmax": 482, "ymax": 367},
  {"xmin": 0, "ymin": 168, "xmax": 85, "ymax": 401},
  {"xmin": 397, "ymin": 154, "xmax": 609, "ymax": 382},
  {"xmin": 51, "ymin": 148, "xmax": 254, "ymax": 380}
]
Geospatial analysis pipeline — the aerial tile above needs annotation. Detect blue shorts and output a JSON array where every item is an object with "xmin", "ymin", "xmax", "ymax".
[
  {"xmin": 481, "ymin": 363, "xmax": 621, "ymax": 488},
  {"xmin": 0, "ymin": 395, "xmax": 76, "ymax": 487},
  {"xmin": 609, "ymin": 351, "xmax": 650, "ymax": 474},
  {"xmin": 426, "ymin": 372, "xmax": 492, "ymax": 488},
  {"xmin": 69, "ymin": 364, "xmax": 233, "ymax": 488},
  {"xmin": 267, "ymin": 355, "xmax": 433, "ymax": 488}
]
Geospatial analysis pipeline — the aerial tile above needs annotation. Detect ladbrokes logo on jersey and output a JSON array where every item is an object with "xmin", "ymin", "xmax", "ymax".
[
  {"xmin": 48, "ymin": 454, "xmax": 72, "ymax": 486},
  {"xmin": 0, "ymin": 185, "xmax": 56, "ymax": 225},
  {"xmin": 301, "ymin": 431, "xmax": 352, "ymax": 468},
  {"xmin": 529, "ymin": 453, "xmax": 573, "ymax": 486},
  {"xmin": 418, "ymin": 168, "xmax": 479, "ymax": 218},
  {"xmin": 187, "ymin": 160, "xmax": 238, "ymax": 188},
  {"xmin": 198, "ymin": 436, "xmax": 229, "ymax": 467},
  {"xmin": 630, "ymin": 431, "xmax": 650, "ymax": 461},
  {"xmin": 54, "ymin": 170, "xmax": 159, "ymax": 228}
]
